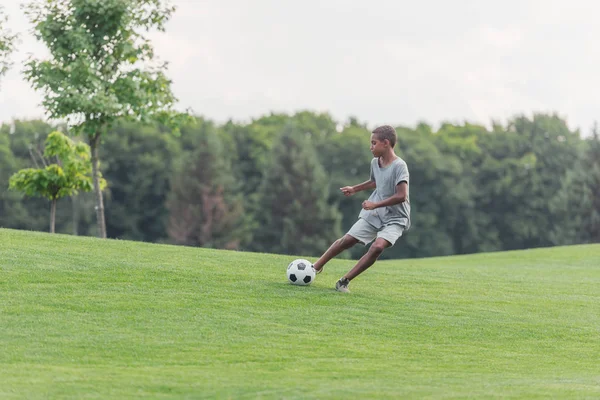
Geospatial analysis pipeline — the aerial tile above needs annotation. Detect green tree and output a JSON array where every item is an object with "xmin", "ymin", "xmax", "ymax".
[
  {"xmin": 252, "ymin": 123, "xmax": 342, "ymax": 256},
  {"xmin": 433, "ymin": 122, "xmax": 500, "ymax": 255},
  {"xmin": 383, "ymin": 125, "xmax": 458, "ymax": 258},
  {"xmin": 478, "ymin": 114, "xmax": 580, "ymax": 250},
  {"xmin": 224, "ymin": 111, "xmax": 338, "ymax": 200},
  {"xmin": 23, "ymin": 0, "xmax": 185, "ymax": 238},
  {"xmin": 0, "ymin": 120, "xmax": 56, "ymax": 231},
  {"xmin": 317, "ymin": 120, "xmax": 372, "ymax": 258},
  {"xmin": 9, "ymin": 131, "xmax": 102, "ymax": 233},
  {"xmin": 166, "ymin": 119, "xmax": 249, "ymax": 249},
  {"xmin": 550, "ymin": 125, "xmax": 600, "ymax": 244},
  {"xmin": 100, "ymin": 121, "xmax": 180, "ymax": 242},
  {"xmin": 585, "ymin": 127, "xmax": 600, "ymax": 241},
  {"xmin": 220, "ymin": 120, "xmax": 275, "ymax": 202},
  {"xmin": 222, "ymin": 112, "xmax": 339, "ymax": 246},
  {"xmin": 0, "ymin": 130, "xmax": 24, "ymax": 226}
]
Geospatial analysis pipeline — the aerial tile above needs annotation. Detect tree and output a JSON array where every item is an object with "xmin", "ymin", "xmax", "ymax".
[
  {"xmin": 0, "ymin": 120, "xmax": 59, "ymax": 232},
  {"xmin": 0, "ymin": 6, "xmax": 18, "ymax": 87},
  {"xmin": 9, "ymin": 131, "xmax": 102, "ymax": 233},
  {"xmin": 316, "ymin": 120, "xmax": 372, "ymax": 259},
  {"xmin": 382, "ymin": 125, "xmax": 459, "ymax": 258},
  {"xmin": 585, "ymin": 125, "xmax": 600, "ymax": 241},
  {"xmin": 0, "ymin": 129, "xmax": 24, "ymax": 227},
  {"xmin": 319, "ymin": 122, "xmax": 372, "ymax": 228},
  {"xmin": 220, "ymin": 120, "xmax": 275, "ymax": 216},
  {"xmin": 23, "ymin": 0, "xmax": 185, "ymax": 238},
  {"xmin": 432, "ymin": 122, "xmax": 500, "ymax": 255},
  {"xmin": 221, "ymin": 111, "xmax": 340, "ymax": 247},
  {"xmin": 166, "ymin": 119, "xmax": 249, "ymax": 249},
  {"xmin": 478, "ymin": 114, "xmax": 580, "ymax": 250},
  {"xmin": 251, "ymin": 123, "xmax": 342, "ymax": 256},
  {"xmin": 101, "ymin": 120, "xmax": 180, "ymax": 242},
  {"xmin": 550, "ymin": 124, "xmax": 600, "ymax": 244}
]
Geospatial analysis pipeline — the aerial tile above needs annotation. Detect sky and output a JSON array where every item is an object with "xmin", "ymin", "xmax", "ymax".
[{"xmin": 0, "ymin": 0, "xmax": 598, "ymax": 134}]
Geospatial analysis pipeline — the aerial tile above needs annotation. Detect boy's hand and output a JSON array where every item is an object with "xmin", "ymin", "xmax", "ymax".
[
  {"xmin": 340, "ymin": 186, "xmax": 356, "ymax": 196},
  {"xmin": 362, "ymin": 200, "xmax": 377, "ymax": 210}
]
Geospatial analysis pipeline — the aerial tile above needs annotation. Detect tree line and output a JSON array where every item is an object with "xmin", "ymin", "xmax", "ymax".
[
  {"xmin": 1, "ymin": 111, "xmax": 599, "ymax": 259},
  {"xmin": 1, "ymin": 2, "xmax": 598, "ymax": 259}
]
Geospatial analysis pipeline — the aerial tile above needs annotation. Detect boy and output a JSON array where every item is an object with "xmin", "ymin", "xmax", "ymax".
[{"xmin": 313, "ymin": 125, "xmax": 410, "ymax": 293}]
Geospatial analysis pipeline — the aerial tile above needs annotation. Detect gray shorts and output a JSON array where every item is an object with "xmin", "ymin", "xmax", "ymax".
[{"xmin": 347, "ymin": 218, "xmax": 405, "ymax": 246}]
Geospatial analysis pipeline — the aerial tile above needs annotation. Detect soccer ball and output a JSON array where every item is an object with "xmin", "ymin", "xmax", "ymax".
[{"xmin": 287, "ymin": 259, "xmax": 316, "ymax": 286}]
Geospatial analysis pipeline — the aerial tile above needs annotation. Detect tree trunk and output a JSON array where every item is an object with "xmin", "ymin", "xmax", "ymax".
[
  {"xmin": 90, "ymin": 133, "xmax": 107, "ymax": 238},
  {"xmin": 50, "ymin": 198, "xmax": 57, "ymax": 233},
  {"xmin": 72, "ymin": 195, "xmax": 79, "ymax": 236}
]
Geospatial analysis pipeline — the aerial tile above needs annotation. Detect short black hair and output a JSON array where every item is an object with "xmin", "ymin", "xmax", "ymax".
[{"xmin": 372, "ymin": 125, "xmax": 397, "ymax": 148}]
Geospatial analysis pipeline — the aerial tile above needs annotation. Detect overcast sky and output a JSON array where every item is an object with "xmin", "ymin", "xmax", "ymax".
[{"xmin": 1, "ymin": 0, "xmax": 598, "ymax": 133}]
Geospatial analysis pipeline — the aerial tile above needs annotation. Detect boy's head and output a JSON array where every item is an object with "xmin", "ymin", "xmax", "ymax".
[{"xmin": 370, "ymin": 125, "xmax": 397, "ymax": 156}]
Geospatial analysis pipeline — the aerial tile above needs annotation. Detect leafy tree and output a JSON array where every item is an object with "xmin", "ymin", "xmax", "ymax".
[
  {"xmin": 316, "ymin": 120, "xmax": 372, "ymax": 259},
  {"xmin": 23, "ymin": 0, "xmax": 186, "ymax": 238},
  {"xmin": 484, "ymin": 114, "xmax": 580, "ymax": 250},
  {"xmin": 220, "ymin": 121, "xmax": 274, "ymax": 205},
  {"xmin": 251, "ymin": 123, "xmax": 342, "ymax": 256},
  {"xmin": 585, "ymin": 127, "xmax": 600, "ymax": 241},
  {"xmin": 550, "ymin": 125, "xmax": 600, "ymax": 244},
  {"xmin": 101, "ymin": 121, "xmax": 180, "ymax": 242},
  {"xmin": 222, "ymin": 112, "xmax": 339, "ymax": 243},
  {"xmin": 1, "ymin": 120, "xmax": 58, "ymax": 231},
  {"xmin": 166, "ymin": 119, "xmax": 249, "ymax": 249},
  {"xmin": 9, "ymin": 131, "xmax": 103, "ymax": 232},
  {"xmin": 317, "ymin": 119, "xmax": 371, "ymax": 223},
  {"xmin": 433, "ymin": 122, "xmax": 500, "ymax": 255},
  {"xmin": 0, "ymin": 130, "xmax": 25, "ymax": 227},
  {"xmin": 383, "ymin": 125, "xmax": 458, "ymax": 258},
  {"xmin": 224, "ymin": 111, "xmax": 338, "ymax": 203}
]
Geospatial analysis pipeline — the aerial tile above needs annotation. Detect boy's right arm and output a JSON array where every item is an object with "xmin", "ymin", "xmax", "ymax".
[{"xmin": 340, "ymin": 180, "xmax": 376, "ymax": 196}]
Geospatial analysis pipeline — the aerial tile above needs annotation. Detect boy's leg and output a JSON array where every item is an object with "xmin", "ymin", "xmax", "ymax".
[
  {"xmin": 343, "ymin": 237, "xmax": 391, "ymax": 281},
  {"xmin": 313, "ymin": 234, "xmax": 359, "ymax": 272},
  {"xmin": 335, "ymin": 224, "xmax": 404, "ymax": 292}
]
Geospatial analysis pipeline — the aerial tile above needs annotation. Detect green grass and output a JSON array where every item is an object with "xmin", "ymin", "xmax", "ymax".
[{"xmin": 1, "ymin": 228, "xmax": 599, "ymax": 399}]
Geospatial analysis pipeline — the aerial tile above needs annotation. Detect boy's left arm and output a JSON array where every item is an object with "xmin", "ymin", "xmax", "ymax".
[{"xmin": 362, "ymin": 182, "xmax": 407, "ymax": 210}]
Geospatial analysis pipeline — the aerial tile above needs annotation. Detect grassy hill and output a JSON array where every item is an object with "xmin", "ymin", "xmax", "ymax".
[{"xmin": 1, "ymin": 228, "xmax": 599, "ymax": 399}]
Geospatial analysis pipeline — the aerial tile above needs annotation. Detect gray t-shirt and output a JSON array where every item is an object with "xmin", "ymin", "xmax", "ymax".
[{"xmin": 358, "ymin": 157, "xmax": 411, "ymax": 230}]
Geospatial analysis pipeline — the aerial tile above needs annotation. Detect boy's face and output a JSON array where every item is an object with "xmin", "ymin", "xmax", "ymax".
[{"xmin": 370, "ymin": 134, "xmax": 388, "ymax": 157}]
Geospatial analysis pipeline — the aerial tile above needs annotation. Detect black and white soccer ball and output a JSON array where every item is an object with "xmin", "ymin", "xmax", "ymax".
[{"xmin": 286, "ymin": 258, "xmax": 316, "ymax": 286}]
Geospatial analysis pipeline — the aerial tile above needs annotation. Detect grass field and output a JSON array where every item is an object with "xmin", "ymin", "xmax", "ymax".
[{"xmin": 1, "ymin": 228, "xmax": 599, "ymax": 399}]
